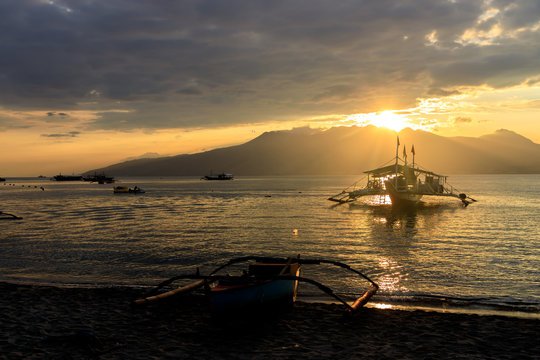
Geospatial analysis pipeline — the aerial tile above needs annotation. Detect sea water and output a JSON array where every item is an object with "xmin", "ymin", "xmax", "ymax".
[{"xmin": 0, "ymin": 175, "xmax": 538, "ymax": 318}]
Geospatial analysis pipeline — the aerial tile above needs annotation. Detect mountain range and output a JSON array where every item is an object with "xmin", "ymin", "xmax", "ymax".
[{"xmin": 86, "ymin": 126, "xmax": 540, "ymax": 176}]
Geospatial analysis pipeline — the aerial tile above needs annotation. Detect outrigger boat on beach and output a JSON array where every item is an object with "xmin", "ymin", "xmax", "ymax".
[
  {"xmin": 135, "ymin": 256, "xmax": 378, "ymax": 315},
  {"xmin": 328, "ymin": 137, "xmax": 476, "ymax": 207}
]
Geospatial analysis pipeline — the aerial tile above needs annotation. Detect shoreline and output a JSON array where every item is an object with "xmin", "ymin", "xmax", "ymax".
[
  {"xmin": 2, "ymin": 282, "xmax": 538, "ymax": 359},
  {"xmin": 5, "ymin": 278, "xmax": 537, "ymax": 320},
  {"xmin": 306, "ymin": 298, "xmax": 540, "ymax": 320}
]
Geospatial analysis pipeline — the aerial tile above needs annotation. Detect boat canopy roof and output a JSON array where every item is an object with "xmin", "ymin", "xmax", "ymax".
[{"xmin": 364, "ymin": 164, "xmax": 444, "ymax": 178}]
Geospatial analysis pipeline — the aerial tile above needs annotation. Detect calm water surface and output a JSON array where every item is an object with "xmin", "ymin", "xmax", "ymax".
[{"xmin": 1, "ymin": 175, "xmax": 538, "ymax": 317}]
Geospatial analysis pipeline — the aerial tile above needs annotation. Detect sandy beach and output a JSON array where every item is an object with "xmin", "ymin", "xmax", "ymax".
[{"xmin": 1, "ymin": 282, "xmax": 538, "ymax": 359}]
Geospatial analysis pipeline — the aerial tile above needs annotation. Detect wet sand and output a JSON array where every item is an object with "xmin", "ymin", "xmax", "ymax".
[{"xmin": 1, "ymin": 282, "xmax": 538, "ymax": 359}]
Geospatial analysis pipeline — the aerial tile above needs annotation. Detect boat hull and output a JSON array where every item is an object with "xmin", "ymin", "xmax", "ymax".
[
  {"xmin": 210, "ymin": 279, "xmax": 298, "ymax": 312},
  {"xmin": 203, "ymin": 173, "xmax": 234, "ymax": 180},
  {"xmin": 113, "ymin": 186, "xmax": 130, "ymax": 193},
  {"xmin": 113, "ymin": 186, "xmax": 145, "ymax": 194},
  {"xmin": 385, "ymin": 180, "xmax": 423, "ymax": 206},
  {"xmin": 53, "ymin": 175, "xmax": 83, "ymax": 181},
  {"xmin": 209, "ymin": 262, "xmax": 300, "ymax": 313}
]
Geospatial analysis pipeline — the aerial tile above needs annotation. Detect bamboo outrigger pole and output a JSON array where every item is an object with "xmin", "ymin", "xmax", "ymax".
[{"xmin": 134, "ymin": 280, "xmax": 205, "ymax": 305}]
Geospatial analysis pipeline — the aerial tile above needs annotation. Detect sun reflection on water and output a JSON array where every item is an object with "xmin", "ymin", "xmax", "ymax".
[
  {"xmin": 373, "ymin": 303, "xmax": 393, "ymax": 310},
  {"xmin": 364, "ymin": 195, "xmax": 392, "ymax": 206},
  {"xmin": 377, "ymin": 256, "xmax": 409, "ymax": 293}
]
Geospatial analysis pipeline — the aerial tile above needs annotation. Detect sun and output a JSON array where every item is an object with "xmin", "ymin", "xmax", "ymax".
[
  {"xmin": 369, "ymin": 111, "xmax": 410, "ymax": 132},
  {"xmin": 345, "ymin": 110, "xmax": 413, "ymax": 132}
]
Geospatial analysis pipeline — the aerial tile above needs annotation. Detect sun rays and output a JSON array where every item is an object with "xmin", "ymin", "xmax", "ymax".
[{"xmin": 345, "ymin": 110, "xmax": 423, "ymax": 132}]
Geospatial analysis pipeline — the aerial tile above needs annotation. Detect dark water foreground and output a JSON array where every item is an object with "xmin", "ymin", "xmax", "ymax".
[{"xmin": 0, "ymin": 175, "xmax": 538, "ymax": 317}]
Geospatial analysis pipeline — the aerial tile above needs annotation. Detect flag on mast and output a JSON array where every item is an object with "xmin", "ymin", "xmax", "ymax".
[
  {"xmin": 411, "ymin": 145, "xmax": 415, "ymax": 156},
  {"xmin": 403, "ymin": 145, "xmax": 407, "ymax": 166}
]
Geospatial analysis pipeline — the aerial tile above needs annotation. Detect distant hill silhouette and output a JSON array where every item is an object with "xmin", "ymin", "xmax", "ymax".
[{"xmin": 85, "ymin": 126, "xmax": 540, "ymax": 176}]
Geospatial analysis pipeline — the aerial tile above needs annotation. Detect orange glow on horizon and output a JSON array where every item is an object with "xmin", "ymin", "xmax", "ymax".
[{"xmin": 2, "ymin": 81, "xmax": 540, "ymax": 176}]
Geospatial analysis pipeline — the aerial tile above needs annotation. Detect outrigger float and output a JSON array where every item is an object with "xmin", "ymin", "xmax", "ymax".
[
  {"xmin": 134, "ymin": 256, "xmax": 378, "ymax": 315},
  {"xmin": 329, "ymin": 137, "xmax": 476, "ymax": 207}
]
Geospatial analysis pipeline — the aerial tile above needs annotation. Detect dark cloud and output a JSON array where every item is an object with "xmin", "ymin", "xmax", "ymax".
[
  {"xmin": 0, "ymin": 0, "xmax": 538, "ymax": 130},
  {"xmin": 430, "ymin": 51, "xmax": 540, "ymax": 89},
  {"xmin": 427, "ymin": 88, "xmax": 462, "ymax": 97},
  {"xmin": 176, "ymin": 87, "xmax": 203, "ymax": 95},
  {"xmin": 46, "ymin": 112, "xmax": 69, "ymax": 117},
  {"xmin": 453, "ymin": 116, "xmax": 473, "ymax": 124},
  {"xmin": 312, "ymin": 85, "xmax": 356, "ymax": 103},
  {"xmin": 491, "ymin": 0, "xmax": 540, "ymax": 29},
  {"xmin": 41, "ymin": 131, "xmax": 80, "ymax": 138}
]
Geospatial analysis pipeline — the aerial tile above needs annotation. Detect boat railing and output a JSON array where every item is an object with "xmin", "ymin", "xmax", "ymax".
[{"xmin": 443, "ymin": 183, "xmax": 457, "ymax": 195}]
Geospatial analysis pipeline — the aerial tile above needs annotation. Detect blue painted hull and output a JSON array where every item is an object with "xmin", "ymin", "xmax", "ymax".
[
  {"xmin": 209, "ymin": 262, "xmax": 301, "ymax": 313},
  {"xmin": 210, "ymin": 279, "xmax": 298, "ymax": 312}
]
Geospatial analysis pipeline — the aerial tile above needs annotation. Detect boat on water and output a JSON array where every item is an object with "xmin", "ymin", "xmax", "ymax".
[
  {"xmin": 202, "ymin": 172, "xmax": 234, "ymax": 180},
  {"xmin": 113, "ymin": 186, "xmax": 145, "ymax": 194},
  {"xmin": 328, "ymin": 137, "xmax": 476, "ymax": 207},
  {"xmin": 83, "ymin": 173, "xmax": 115, "ymax": 184},
  {"xmin": 134, "ymin": 256, "xmax": 379, "ymax": 315},
  {"xmin": 53, "ymin": 174, "xmax": 83, "ymax": 181},
  {"xmin": 0, "ymin": 177, "xmax": 5, "ymax": 182}
]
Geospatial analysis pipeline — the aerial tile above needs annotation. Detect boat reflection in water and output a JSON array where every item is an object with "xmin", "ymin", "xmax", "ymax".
[
  {"xmin": 347, "ymin": 197, "xmax": 460, "ymax": 233},
  {"xmin": 341, "ymin": 200, "xmax": 480, "ymax": 313},
  {"xmin": 330, "ymin": 194, "xmax": 464, "ymax": 310}
]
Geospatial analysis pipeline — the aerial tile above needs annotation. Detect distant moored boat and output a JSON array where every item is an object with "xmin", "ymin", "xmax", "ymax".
[
  {"xmin": 53, "ymin": 174, "xmax": 83, "ymax": 181},
  {"xmin": 83, "ymin": 173, "xmax": 115, "ymax": 184},
  {"xmin": 113, "ymin": 186, "xmax": 145, "ymax": 194},
  {"xmin": 202, "ymin": 172, "xmax": 234, "ymax": 180}
]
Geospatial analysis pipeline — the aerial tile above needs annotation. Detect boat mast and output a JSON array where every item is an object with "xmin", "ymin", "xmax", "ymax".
[
  {"xmin": 395, "ymin": 135, "xmax": 399, "ymax": 187},
  {"xmin": 403, "ymin": 145, "xmax": 407, "ymax": 167},
  {"xmin": 412, "ymin": 145, "xmax": 415, "ymax": 169}
]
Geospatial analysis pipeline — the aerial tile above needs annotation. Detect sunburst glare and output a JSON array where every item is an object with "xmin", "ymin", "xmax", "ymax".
[{"xmin": 346, "ymin": 110, "xmax": 424, "ymax": 132}]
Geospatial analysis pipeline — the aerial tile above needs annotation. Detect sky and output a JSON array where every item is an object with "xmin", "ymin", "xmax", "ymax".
[{"xmin": 1, "ymin": 0, "xmax": 539, "ymax": 176}]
